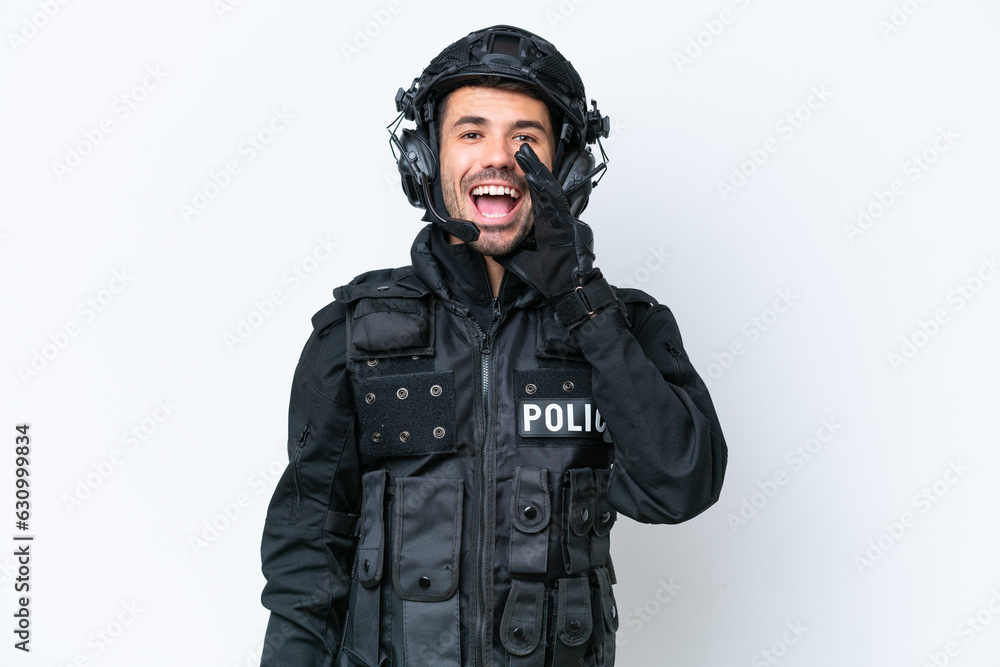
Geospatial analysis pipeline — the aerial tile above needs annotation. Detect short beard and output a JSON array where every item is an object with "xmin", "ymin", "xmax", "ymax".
[{"xmin": 468, "ymin": 218, "xmax": 533, "ymax": 257}]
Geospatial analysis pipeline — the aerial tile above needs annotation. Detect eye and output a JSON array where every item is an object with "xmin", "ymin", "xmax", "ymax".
[
  {"xmin": 513, "ymin": 134, "xmax": 535, "ymax": 143},
  {"xmin": 460, "ymin": 131, "xmax": 482, "ymax": 140}
]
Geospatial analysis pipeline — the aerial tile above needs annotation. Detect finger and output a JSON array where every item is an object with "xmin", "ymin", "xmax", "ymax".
[{"xmin": 515, "ymin": 143, "xmax": 548, "ymax": 179}]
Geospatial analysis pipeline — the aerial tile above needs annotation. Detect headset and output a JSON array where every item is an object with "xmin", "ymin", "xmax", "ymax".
[{"xmin": 388, "ymin": 25, "xmax": 611, "ymax": 243}]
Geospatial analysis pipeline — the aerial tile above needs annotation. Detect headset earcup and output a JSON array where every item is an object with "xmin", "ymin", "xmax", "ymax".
[
  {"xmin": 557, "ymin": 147, "xmax": 596, "ymax": 216},
  {"xmin": 396, "ymin": 128, "xmax": 438, "ymax": 210}
]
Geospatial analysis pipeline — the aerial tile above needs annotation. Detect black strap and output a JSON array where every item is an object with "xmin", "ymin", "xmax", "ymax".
[
  {"xmin": 553, "ymin": 275, "xmax": 620, "ymax": 330},
  {"xmin": 324, "ymin": 510, "xmax": 360, "ymax": 537}
]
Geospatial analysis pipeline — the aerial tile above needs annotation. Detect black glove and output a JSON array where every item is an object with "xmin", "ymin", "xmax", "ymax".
[
  {"xmin": 501, "ymin": 144, "xmax": 620, "ymax": 329},
  {"xmin": 499, "ymin": 143, "xmax": 596, "ymax": 298}
]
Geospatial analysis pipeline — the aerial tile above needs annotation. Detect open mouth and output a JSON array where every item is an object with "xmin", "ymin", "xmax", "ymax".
[{"xmin": 468, "ymin": 184, "xmax": 522, "ymax": 221}]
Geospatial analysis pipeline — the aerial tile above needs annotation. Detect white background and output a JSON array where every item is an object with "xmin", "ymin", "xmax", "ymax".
[{"xmin": 2, "ymin": 0, "xmax": 999, "ymax": 665}]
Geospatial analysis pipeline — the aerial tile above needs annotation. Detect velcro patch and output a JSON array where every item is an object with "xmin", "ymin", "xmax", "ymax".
[{"xmin": 518, "ymin": 400, "xmax": 605, "ymax": 438}]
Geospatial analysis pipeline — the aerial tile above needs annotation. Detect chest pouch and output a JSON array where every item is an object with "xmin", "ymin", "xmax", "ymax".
[
  {"xmin": 347, "ymin": 296, "xmax": 458, "ymax": 458},
  {"xmin": 391, "ymin": 476, "xmax": 464, "ymax": 666},
  {"xmin": 509, "ymin": 466, "xmax": 551, "ymax": 575},
  {"xmin": 551, "ymin": 575, "xmax": 593, "ymax": 665}
]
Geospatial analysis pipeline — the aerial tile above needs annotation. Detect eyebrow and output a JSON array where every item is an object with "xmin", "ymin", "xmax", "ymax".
[{"xmin": 451, "ymin": 116, "xmax": 549, "ymax": 134}]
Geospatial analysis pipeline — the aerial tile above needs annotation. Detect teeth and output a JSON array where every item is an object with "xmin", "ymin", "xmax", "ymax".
[{"xmin": 471, "ymin": 185, "xmax": 521, "ymax": 198}]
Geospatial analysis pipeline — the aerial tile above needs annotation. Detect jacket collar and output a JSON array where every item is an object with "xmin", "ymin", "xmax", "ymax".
[{"xmin": 410, "ymin": 223, "xmax": 541, "ymax": 313}]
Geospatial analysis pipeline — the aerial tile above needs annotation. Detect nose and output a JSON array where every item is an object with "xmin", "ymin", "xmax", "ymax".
[{"xmin": 479, "ymin": 134, "xmax": 518, "ymax": 172}]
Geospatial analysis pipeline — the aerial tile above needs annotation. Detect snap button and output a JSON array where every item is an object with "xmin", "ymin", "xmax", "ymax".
[
  {"xmin": 525, "ymin": 383, "xmax": 536, "ymax": 394},
  {"xmin": 562, "ymin": 380, "xmax": 574, "ymax": 391},
  {"xmin": 363, "ymin": 559, "xmax": 370, "ymax": 573},
  {"xmin": 601, "ymin": 511, "xmax": 611, "ymax": 523},
  {"xmin": 433, "ymin": 427, "xmax": 446, "ymax": 439},
  {"xmin": 397, "ymin": 388, "xmax": 408, "ymax": 399},
  {"xmin": 580, "ymin": 508, "xmax": 590, "ymax": 522},
  {"xmin": 377, "ymin": 285, "xmax": 389, "ymax": 291},
  {"xmin": 366, "ymin": 359, "xmax": 378, "ymax": 367},
  {"xmin": 399, "ymin": 431, "xmax": 410, "ymax": 443},
  {"xmin": 610, "ymin": 604, "xmax": 617, "ymax": 619},
  {"xmin": 523, "ymin": 505, "xmax": 538, "ymax": 520},
  {"xmin": 569, "ymin": 620, "xmax": 582, "ymax": 632},
  {"xmin": 430, "ymin": 384, "xmax": 442, "ymax": 397},
  {"xmin": 364, "ymin": 392, "xmax": 375, "ymax": 404},
  {"xmin": 512, "ymin": 627, "xmax": 526, "ymax": 641},
  {"xmin": 372, "ymin": 432, "xmax": 382, "ymax": 443},
  {"xmin": 411, "ymin": 355, "xmax": 419, "ymax": 360},
  {"xmin": 418, "ymin": 576, "xmax": 431, "ymax": 590}
]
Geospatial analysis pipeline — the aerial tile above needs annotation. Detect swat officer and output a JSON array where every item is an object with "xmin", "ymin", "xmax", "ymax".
[{"xmin": 260, "ymin": 25, "xmax": 727, "ymax": 666}]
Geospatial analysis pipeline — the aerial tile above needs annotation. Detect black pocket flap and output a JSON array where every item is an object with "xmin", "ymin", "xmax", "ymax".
[
  {"xmin": 592, "ymin": 468, "xmax": 617, "ymax": 537},
  {"xmin": 500, "ymin": 580, "xmax": 546, "ymax": 656},
  {"xmin": 511, "ymin": 467, "xmax": 550, "ymax": 534},
  {"xmin": 350, "ymin": 297, "xmax": 434, "ymax": 359},
  {"xmin": 594, "ymin": 567, "xmax": 619, "ymax": 633},
  {"xmin": 392, "ymin": 477, "xmax": 463, "ymax": 601},
  {"xmin": 357, "ymin": 470, "xmax": 387, "ymax": 588},
  {"xmin": 556, "ymin": 576, "xmax": 593, "ymax": 647},
  {"xmin": 566, "ymin": 468, "xmax": 595, "ymax": 536}
]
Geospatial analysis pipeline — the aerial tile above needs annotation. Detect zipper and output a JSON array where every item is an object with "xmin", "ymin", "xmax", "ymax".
[
  {"xmin": 472, "ymin": 298, "xmax": 503, "ymax": 666},
  {"xmin": 291, "ymin": 424, "xmax": 310, "ymax": 506}
]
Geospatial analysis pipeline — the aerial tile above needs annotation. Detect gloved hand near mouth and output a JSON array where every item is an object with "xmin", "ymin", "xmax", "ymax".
[{"xmin": 499, "ymin": 143, "xmax": 622, "ymax": 330}]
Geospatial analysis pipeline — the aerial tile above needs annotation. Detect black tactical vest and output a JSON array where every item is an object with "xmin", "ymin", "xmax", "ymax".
[{"xmin": 333, "ymin": 266, "xmax": 621, "ymax": 667}]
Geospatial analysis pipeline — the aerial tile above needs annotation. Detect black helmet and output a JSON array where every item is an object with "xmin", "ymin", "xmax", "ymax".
[{"xmin": 390, "ymin": 25, "xmax": 610, "ymax": 241}]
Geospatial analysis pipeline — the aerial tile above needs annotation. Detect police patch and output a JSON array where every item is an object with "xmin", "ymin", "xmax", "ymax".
[{"xmin": 518, "ymin": 400, "xmax": 606, "ymax": 438}]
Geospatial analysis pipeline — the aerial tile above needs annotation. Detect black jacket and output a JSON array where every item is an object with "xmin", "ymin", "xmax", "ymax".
[{"xmin": 260, "ymin": 224, "xmax": 727, "ymax": 666}]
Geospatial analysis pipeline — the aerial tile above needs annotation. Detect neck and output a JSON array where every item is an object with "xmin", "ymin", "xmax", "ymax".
[{"xmin": 446, "ymin": 232, "xmax": 504, "ymax": 297}]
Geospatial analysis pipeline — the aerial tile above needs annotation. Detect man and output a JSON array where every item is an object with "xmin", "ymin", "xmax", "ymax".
[{"xmin": 260, "ymin": 25, "xmax": 727, "ymax": 666}]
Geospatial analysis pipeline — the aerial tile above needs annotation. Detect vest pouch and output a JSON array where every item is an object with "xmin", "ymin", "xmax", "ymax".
[
  {"xmin": 591, "ymin": 567, "xmax": 618, "ymax": 667},
  {"xmin": 562, "ymin": 468, "xmax": 595, "ymax": 574},
  {"xmin": 591, "ymin": 468, "xmax": 616, "ymax": 569},
  {"xmin": 349, "ymin": 297, "xmax": 434, "ymax": 359},
  {"xmin": 551, "ymin": 576, "xmax": 593, "ymax": 665},
  {"xmin": 391, "ymin": 476, "xmax": 463, "ymax": 666},
  {"xmin": 500, "ymin": 580, "xmax": 548, "ymax": 665},
  {"xmin": 510, "ymin": 466, "xmax": 551, "ymax": 574},
  {"xmin": 341, "ymin": 471, "xmax": 388, "ymax": 667}
]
